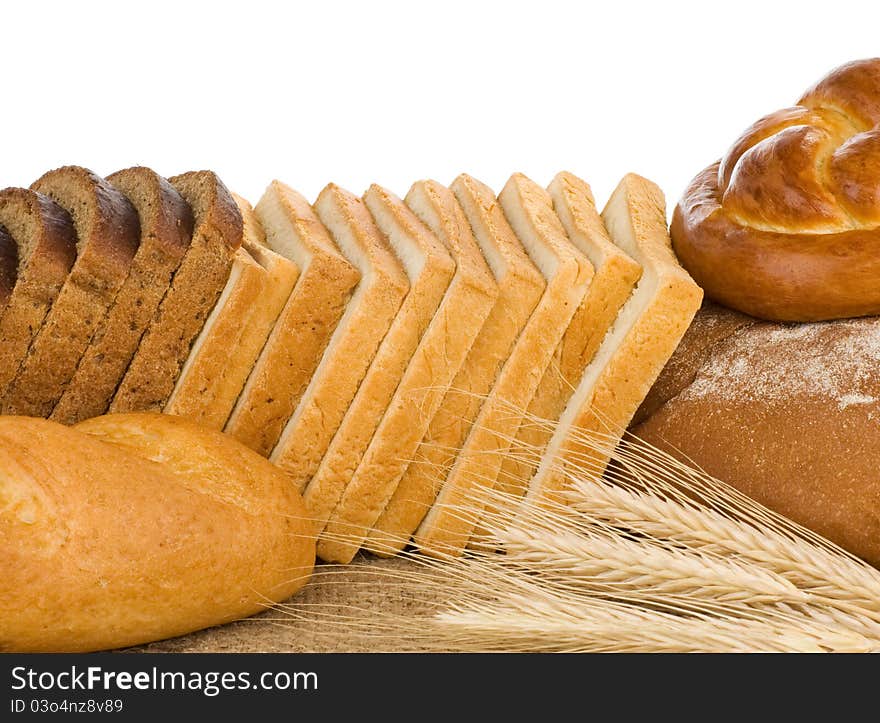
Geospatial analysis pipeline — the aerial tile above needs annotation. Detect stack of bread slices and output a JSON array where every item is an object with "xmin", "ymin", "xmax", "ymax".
[{"xmin": 0, "ymin": 165, "xmax": 702, "ymax": 563}]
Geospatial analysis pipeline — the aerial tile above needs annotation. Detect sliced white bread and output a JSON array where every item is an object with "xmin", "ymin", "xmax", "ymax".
[
  {"xmin": 321, "ymin": 181, "xmax": 498, "ymax": 563},
  {"xmin": 225, "ymin": 181, "xmax": 360, "ymax": 455},
  {"xmin": 270, "ymin": 184, "xmax": 409, "ymax": 492},
  {"xmin": 497, "ymin": 171, "xmax": 642, "ymax": 496},
  {"xmin": 162, "ymin": 195, "xmax": 295, "ymax": 428},
  {"xmin": 524, "ymin": 173, "xmax": 703, "ymax": 505},
  {"xmin": 413, "ymin": 173, "xmax": 592, "ymax": 558},
  {"xmin": 364, "ymin": 175, "xmax": 541, "ymax": 557},
  {"xmin": 305, "ymin": 185, "xmax": 455, "ymax": 554}
]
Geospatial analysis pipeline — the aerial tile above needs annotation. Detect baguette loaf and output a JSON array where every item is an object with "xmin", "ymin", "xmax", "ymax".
[
  {"xmin": 525, "ymin": 174, "xmax": 703, "ymax": 505},
  {"xmin": 51, "ymin": 167, "xmax": 194, "ymax": 424},
  {"xmin": 0, "ymin": 414, "xmax": 314, "ymax": 652},
  {"xmin": 226, "ymin": 181, "xmax": 360, "ymax": 454},
  {"xmin": 110, "ymin": 171, "xmax": 242, "ymax": 413},
  {"xmin": 0, "ymin": 189, "xmax": 76, "ymax": 400},
  {"xmin": 162, "ymin": 195, "xmax": 296, "ymax": 428},
  {"xmin": 3, "ymin": 167, "xmax": 140, "ymax": 416},
  {"xmin": 415, "ymin": 174, "xmax": 592, "ymax": 557},
  {"xmin": 320, "ymin": 181, "xmax": 497, "ymax": 563},
  {"xmin": 271, "ymin": 185, "xmax": 409, "ymax": 490},
  {"xmin": 305, "ymin": 185, "xmax": 455, "ymax": 553},
  {"xmin": 498, "ymin": 172, "xmax": 642, "ymax": 494}
]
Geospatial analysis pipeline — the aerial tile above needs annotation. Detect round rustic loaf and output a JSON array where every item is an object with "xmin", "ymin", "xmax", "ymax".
[
  {"xmin": 672, "ymin": 58, "xmax": 880, "ymax": 322},
  {"xmin": 631, "ymin": 303, "xmax": 880, "ymax": 565}
]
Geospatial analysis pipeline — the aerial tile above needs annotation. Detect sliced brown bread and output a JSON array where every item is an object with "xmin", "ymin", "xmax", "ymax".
[
  {"xmin": 413, "ymin": 173, "xmax": 592, "ymax": 558},
  {"xmin": 110, "ymin": 171, "xmax": 242, "ymax": 413},
  {"xmin": 365, "ymin": 177, "xmax": 530, "ymax": 557},
  {"xmin": 50, "ymin": 168, "xmax": 194, "ymax": 424},
  {"xmin": 304, "ymin": 186, "xmax": 454, "ymax": 551},
  {"xmin": 524, "ymin": 174, "xmax": 703, "ymax": 505},
  {"xmin": 225, "ymin": 181, "xmax": 360, "ymax": 455},
  {"xmin": 319, "ymin": 182, "xmax": 497, "ymax": 563},
  {"xmin": 0, "ymin": 228, "xmax": 15, "ymax": 310},
  {"xmin": 162, "ymin": 195, "xmax": 295, "ymax": 428},
  {"xmin": 0, "ymin": 190, "xmax": 76, "ymax": 400},
  {"xmin": 270, "ymin": 185, "xmax": 409, "ymax": 491},
  {"xmin": 496, "ymin": 171, "xmax": 642, "ymax": 496},
  {"xmin": 2, "ymin": 167, "xmax": 140, "ymax": 417}
]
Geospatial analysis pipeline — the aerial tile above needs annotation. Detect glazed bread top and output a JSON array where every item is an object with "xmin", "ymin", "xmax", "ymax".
[{"xmin": 673, "ymin": 58, "xmax": 880, "ymax": 322}]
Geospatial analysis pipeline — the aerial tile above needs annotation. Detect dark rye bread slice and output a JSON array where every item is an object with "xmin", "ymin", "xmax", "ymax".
[
  {"xmin": 2, "ymin": 167, "xmax": 140, "ymax": 417},
  {"xmin": 51, "ymin": 168, "xmax": 194, "ymax": 424},
  {"xmin": 110, "ymin": 171, "xmax": 242, "ymax": 413},
  {"xmin": 0, "ymin": 189, "xmax": 77, "ymax": 400}
]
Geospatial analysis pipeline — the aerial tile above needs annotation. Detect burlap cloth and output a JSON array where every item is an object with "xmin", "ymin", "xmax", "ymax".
[{"xmin": 128, "ymin": 556, "xmax": 442, "ymax": 653}]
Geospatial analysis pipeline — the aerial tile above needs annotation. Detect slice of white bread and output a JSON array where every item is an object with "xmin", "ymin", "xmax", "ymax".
[
  {"xmin": 225, "ymin": 181, "xmax": 360, "ymax": 455},
  {"xmin": 365, "ymin": 175, "xmax": 539, "ymax": 557},
  {"xmin": 0, "ymin": 190, "xmax": 76, "ymax": 400},
  {"xmin": 320, "ymin": 181, "xmax": 498, "ymax": 563},
  {"xmin": 110, "ymin": 171, "xmax": 242, "ymax": 413},
  {"xmin": 3, "ymin": 167, "xmax": 140, "ymax": 417},
  {"xmin": 413, "ymin": 173, "xmax": 592, "ymax": 558},
  {"xmin": 162, "ymin": 195, "xmax": 294, "ymax": 428},
  {"xmin": 497, "ymin": 171, "xmax": 642, "ymax": 495},
  {"xmin": 525, "ymin": 174, "xmax": 703, "ymax": 505},
  {"xmin": 51, "ymin": 168, "xmax": 194, "ymax": 424},
  {"xmin": 305, "ymin": 185, "xmax": 455, "ymax": 551},
  {"xmin": 270, "ymin": 185, "xmax": 409, "ymax": 491}
]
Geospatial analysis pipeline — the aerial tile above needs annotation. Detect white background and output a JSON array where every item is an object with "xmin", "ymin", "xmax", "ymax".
[{"xmin": 2, "ymin": 0, "xmax": 878, "ymax": 213}]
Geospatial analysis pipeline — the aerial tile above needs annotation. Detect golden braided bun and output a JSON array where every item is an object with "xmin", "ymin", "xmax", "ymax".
[{"xmin": 672, "ymin": 59, "xmax": 880, "ymax": 321}]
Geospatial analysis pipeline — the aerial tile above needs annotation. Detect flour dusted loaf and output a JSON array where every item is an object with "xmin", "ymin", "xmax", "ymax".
[
  {"xmin": 632, "ymin": 302, "xmax": 880, "ymax": 567},
  {"xmin": 0, "ymin": 413, "xmax": 315, "ymax": 652}
]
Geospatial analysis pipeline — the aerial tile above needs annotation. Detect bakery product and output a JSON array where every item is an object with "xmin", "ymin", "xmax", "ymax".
[
  {"xmin": 414, "ymin": 173, "xmax": 592, "ymax": 557},
  {"xmin": 51, "ymin": 167, "xmax": 194, "ymax": 424},
  {"xmin": 0, "ymin": 413, "xmax": 314, "ymax": 652},
  {"xmin": 271, "ymin": 184, "xmax": 409, "ymax": 490},
  {"xmin": 497, "ymin": 172, "xmax": 642, "ymax": 495},
  {"xmin": 0, "ymin": 189, "xmax": 76, "ymax": 400},
  {"xmin": 631, "ymin": 302, "xmax": 880, "ymax": 567},
  {"xmin": 226, "ymin": 181, "xmax": 360, "ymax": 455},
  {"xmin": 0, "ymin": 227, "xmax": 15, "ymax": 311},
  {"xmin": 163, "ymin": 195, "xmax": 296, "ymax": 428},
  {"xmin": 672, "ymin": 58, "xmax": 880, "ymax": 322},
  {"xmin": 110, "ymin": 170, "xmax": 242, "ymax": 413},
  {"xmin": 305, "ymin": 185, "xmax": 455, "ymax": 554},
  {"xmin": 525, "ymin": 173, "xmax": 703, "ymax": 505},
  {"xmin": 323, "ymin": 180, "xmax": 497, "ymax": 563},
  {"xmin": 366, "ymin": 176, "xmax": 540, "ymax": 556},
  {"xmin": 2, "ymin": 167, "xmax": 140, "ymax": 417}
]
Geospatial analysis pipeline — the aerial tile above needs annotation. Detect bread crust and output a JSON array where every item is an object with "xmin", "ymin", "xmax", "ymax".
[
  {"xmin": 672, "ymin": 59, "xmax": 880, "ymax": 322},
  {"xmin": 2, "ymin": 167, "xmax": 139, "ymax": 416},
  {"xmin": 322, "ymin": 181, "xmax": 497, "ymax": 563},
  {"xmin": 51, "ymin": 167, "xmax": 194, "ymax": 423},
  {"xmin": 110, "ymin": 170, "xmax": 242, "ymax": 412},
  {"xmin": 226, "ymin": 181, "xmax": 360, "ymax": 454},
  {"xmin": 0, "ymin": 414, "xmax": 314, "ymax": 652},
  {"xmin": 0, "ymin": 189, "xmax": 76, "ymax": 399},
  {"xmin": 632, "ymin": 307, "xmax": 880, "ymax": 567}
]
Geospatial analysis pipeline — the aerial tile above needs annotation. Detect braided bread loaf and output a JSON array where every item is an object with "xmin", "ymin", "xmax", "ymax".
[{"xmin": 672, "ymin": 58, "xmax": 880, "ymax": 322}]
